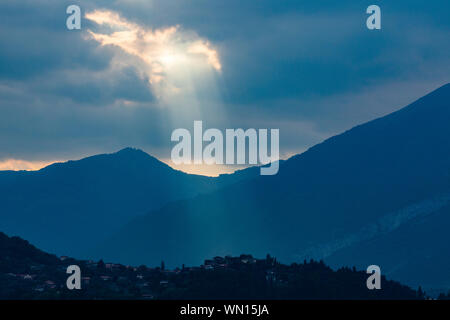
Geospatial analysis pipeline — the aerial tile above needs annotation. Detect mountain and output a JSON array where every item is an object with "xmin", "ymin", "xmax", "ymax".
[
  {"xmin": 0, "ymin": 147, "xmax": 257, "ymax": 258},
  {"xmin": 97, "ymin": 83, "xmax": 450, "ymax": 291}
]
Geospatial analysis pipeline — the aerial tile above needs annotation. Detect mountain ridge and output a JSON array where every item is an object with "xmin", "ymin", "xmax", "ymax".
[
  {"xmin": 0, "ymin": 147, "xmax": 259, "ymax": 258},
  {"xmin": 96, "ymin": 83, "xmax": 450, "ymax": 291}
]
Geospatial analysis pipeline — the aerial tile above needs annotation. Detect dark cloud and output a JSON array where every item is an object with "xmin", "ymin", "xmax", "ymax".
[{"xmin": 0, "ymin": 0, "xmax": 449, "ymax": 165}]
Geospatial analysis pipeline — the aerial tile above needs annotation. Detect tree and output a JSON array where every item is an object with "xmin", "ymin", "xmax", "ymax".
[
  {"xmin": 417, "ymin": 286, "xmax": 425, "ymax": 299},
  {"xmin": 97, "ymin": 259, "xmax": 105, "ymax": 270}
]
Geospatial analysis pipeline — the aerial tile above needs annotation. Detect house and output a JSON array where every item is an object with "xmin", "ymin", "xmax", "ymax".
[
  {"xmin": 225, "ymin": 256, "xmax": 241, "ymax": 265},
  {"xmin": 240, "ymin": 254, "xmax": 256, "ymax": 264},
  {"xmin": 213, "ymin": 256, "xmax": 226, "ymax": 264},
  {"xmin": 204, "ymin": 259, "xmax": 214, "ymax": 266},
  {"xmin": 45, "ymin": 280, "xmax": 57, "ymax": 289},
  {"xmin": 266, "ymin": 271, "xmax": 276, "ymax": 282}
]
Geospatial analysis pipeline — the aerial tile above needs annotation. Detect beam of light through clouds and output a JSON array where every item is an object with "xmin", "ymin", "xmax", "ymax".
[
  {"xmin": 85, "ymin": 10, "xmax": 222, "ymax": 112},
  {"xmin": 0, "ymin": 1, "xmax": 448, "ymax": 174}
]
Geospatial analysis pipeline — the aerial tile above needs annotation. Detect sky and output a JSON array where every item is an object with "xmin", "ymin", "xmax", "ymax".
[{"xmin": 0, "ymin": 0, "xmax": 449, "ymax": 175}]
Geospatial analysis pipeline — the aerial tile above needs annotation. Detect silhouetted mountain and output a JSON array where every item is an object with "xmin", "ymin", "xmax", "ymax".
[
  {"xmin": 97, "ymin": 83, "xmax": 450, "ymax": 291},
  {"xmin": 0, "ymin": 232, "xmax": 59, "ymax": 274},
  {"xmin": 0, "ymin": 232, "xmax": 424, "ymax": 300},
  {"xmin": 0, "ymin": 147, "xmax": 257, "ymax": 258}
]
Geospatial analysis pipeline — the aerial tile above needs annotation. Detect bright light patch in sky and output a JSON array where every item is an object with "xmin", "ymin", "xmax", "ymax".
[
  {"xmin": 1, "ymin": 1, "xmax": 448, "ymax": 174},
  {"xmin": 85, "ymin": 9, "xmax": 221, "ymax": 103},
  {"xmin": 0, "ymin": 159, "xmax": 57, "ymax": 171}
]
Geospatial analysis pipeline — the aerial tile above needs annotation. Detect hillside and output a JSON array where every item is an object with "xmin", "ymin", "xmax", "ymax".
[
  {"xmin": 97, "ymin": 84, "xmax": 450, "ymax": 291},
  {"xmin": 0, "ymin": 148, "xmax": 257, "ymax": 258},
  {"xmin": 0, "ymin": 232, "xmax": 425, "ymax": 300}
]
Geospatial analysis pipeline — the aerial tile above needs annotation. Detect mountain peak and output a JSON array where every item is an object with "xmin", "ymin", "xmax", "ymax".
[
  {"xmin": 116, "ymin": 147, "xmax": 147, "ymax": 156},
  {"xmin": 112, "ymin": 147, "xmax": 152, "ymax": 159},
  {"xmin": 109, "ymin": 147, "xmax": 168, "ymax": 168}
]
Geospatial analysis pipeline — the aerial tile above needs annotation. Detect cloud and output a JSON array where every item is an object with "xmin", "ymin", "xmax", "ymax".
[
  {"xmin": 85, "ymin": 9, "xmax": 221, "ymax": 101},
  {"xmin": 0, "ymin": 159, "xmax": 57, "ymax": 171},
  {"xmin": 0, "ymin": 0, "xmax": 449, "ymax": 173}
]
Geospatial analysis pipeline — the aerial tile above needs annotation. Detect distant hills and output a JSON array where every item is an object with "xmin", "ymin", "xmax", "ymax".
[
  {"xmin": 95, "ymin": 84, "xmax": 450, "ymax": 291},
  {"xmin": 0, "ymin": 147, "xmax": 258, "ymax": 257},
  {"xmin": 1, "ymin": 84, "xmax": 449, "ymax": 292}
]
